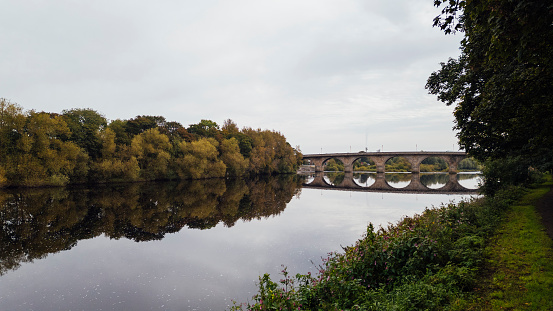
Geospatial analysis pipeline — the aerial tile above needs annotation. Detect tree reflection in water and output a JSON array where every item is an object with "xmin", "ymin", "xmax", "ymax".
[
  {"xmin": 323, "ymin": 172, "xmax": 345, "ymax": 186},
  {"xmin": 353, "ymin": 173, "xmax": 376, "ymax": 187},
  {"xmin": 0, "ymin": 175, "xmax": 303, "ymax": 276},
  {"xmin": 385, "ymin": 173, "xmax": 412, "ymax": 188},
  {"xmin": 420, "ymin": 173, "xmax": 451, "ymax": 189}
]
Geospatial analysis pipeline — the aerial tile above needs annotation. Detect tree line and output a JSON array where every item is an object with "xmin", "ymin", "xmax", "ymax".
[{"xmin": 0, "ymin": 99, "xmax": 302, "ymax": 187}]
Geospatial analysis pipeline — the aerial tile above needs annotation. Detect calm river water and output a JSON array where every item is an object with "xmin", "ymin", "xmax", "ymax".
[{"xmin": 0, "ymin": 173, "xmax": 480, "ymax": 311}]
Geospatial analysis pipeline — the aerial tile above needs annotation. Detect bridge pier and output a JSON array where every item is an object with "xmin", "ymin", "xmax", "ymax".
[
  {"xmin": 371, "ymin": 172, "xmax": 390, "ymax": 189},
  {"xmin": 308, "ymin": 158, "xmax": 325, "ymax": 172},
  {"xmin": 373, "ymin": 157, "xmax": 387, "ymax": 173},
  {"xmin": 341, "ymin": 172, "xmax": 358, "ymax": 187},
  {"xmin": 340, "ymin": 157, "xmax": 355, "ymax": 173},
  {"xmin": 447, "ymin": 156, "xmax": 463, "ymax": 174},
  {"xmin": 403, "ymin": 156, "xmax": 422, "ymax": 173}
]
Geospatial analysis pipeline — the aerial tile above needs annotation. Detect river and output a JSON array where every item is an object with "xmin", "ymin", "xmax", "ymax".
[{"xmin": 0, "ymin": 173, "xmax": 480, "ymax": 310}]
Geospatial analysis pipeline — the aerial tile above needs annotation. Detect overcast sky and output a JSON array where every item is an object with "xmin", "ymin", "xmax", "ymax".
[{"xmin": 0, "ymin": 0, "xmax": 461, "ymax": 154}]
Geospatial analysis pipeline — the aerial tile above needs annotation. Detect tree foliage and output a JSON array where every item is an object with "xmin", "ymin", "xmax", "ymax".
[
  {"xmin": 0, "ymin": 100, "xmax": 90, "ymax": 187},
  {"xmin": 188, "ymin": 119, "xmax": 221, "ymax": 139},
  {"xmin": 174, "ymin": 138, "xmax": 226, "ymax": 179},
  {"xmin": 242, "ymin": 128, "xmax": 302, "ymax": 175},
  {"xmin": 219, "ymin": 138, "xmax": 249, "ymax": 177},
  {"xmin": 131, "ymin": 128, "xmax": 172, "ymax": 180},
  {"xmin": 62, "ymin": 108, "xmax": 107, "ymax": 160},
  {"xmin": 420, "ymin": 156, "xmax": 448, "ymax": 172},
  {"xmin": 385, "ymin": 156, "xmax": 412, "ymax": 172},
  {"xmin": 324, "ymin": 159, "xmax": 344, "ymax": 172},
  {"xmin": 0, "ymin": 102, "xmax": 302, "ymax": 187},
  {"xmin": 124, "ymin": 115, "xmax": 160, "ymax": 136},
  {"xmin": 427, "ymin": 0, "xmax": 553, "ymax": 192}
]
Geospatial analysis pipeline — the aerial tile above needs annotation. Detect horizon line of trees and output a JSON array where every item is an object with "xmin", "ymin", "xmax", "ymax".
[{"xmin": 0, "ymin": 99, "xmax": 303, "ymax": 188}]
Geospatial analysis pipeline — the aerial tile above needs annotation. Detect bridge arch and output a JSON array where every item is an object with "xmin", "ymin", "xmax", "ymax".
[
  {"xmin": 352, "ymin": 157, "xmax": 376, "ymax": 172},
  {"xmin": 323, "ymin": 158, "xmax": 345, "ymax": 172},
  {"xmin": 384, "ymin": 156, "xmax": 413, "ymax": 172},
  {"xmin": 419, "ymin": 156, "xmax": 450, "ymax": 172}
]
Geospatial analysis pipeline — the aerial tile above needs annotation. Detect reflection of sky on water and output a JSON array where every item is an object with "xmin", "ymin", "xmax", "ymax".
[
  {"xmin": 353, "ymin": 174, "xmax": 376, "ymax": 187},
  {"xmin": 420, "ymin": 173, "xmax": 448, "ymax": 189},
  {"xmin": 0, "ymin": 185, "xmax": 479, "ymax": 311},
  {"xmin": 385, "ymin": 173, "xmax": 412, "ymax": 189},
  {"xmin": 457, "ymin": 173, "xmax": 482, "ymax": 189}
]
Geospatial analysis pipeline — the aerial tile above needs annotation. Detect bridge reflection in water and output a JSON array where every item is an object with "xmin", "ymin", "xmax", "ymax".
[{"xmin": 302, "ymin": 172, "xmax": 479, "ymax": 194}]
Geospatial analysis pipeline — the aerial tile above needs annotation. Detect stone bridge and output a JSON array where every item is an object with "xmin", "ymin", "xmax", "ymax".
[
  {"xmin": 303, "ymin": 172, "xmax": 477, "ymax": 194},
  {"xmin": 302, "ymin": 151, "xmax": 467, "ymax": 174}
]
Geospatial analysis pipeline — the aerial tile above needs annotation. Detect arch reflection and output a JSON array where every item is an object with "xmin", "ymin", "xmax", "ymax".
[
  {"xmin": 352, "ymin": 173, "xmax": 376, "ymax": 187},
  {"xmin": 303, "ymin": 172, "xmax": 479, "ymax": 194},
  {"xmin": 385, "ymin": 173, "xmax": 413, "ymax": 189},
  {"xmin": 323, "ymin": 172, "xmax": 345, "ymax": 186},
  {"xmin": 420, "ymin": 173, "xmax": 450, "ymax": 189},
  {"xmin": 457, "ymin": 173, "xmax": 482, "ymax": 190}
]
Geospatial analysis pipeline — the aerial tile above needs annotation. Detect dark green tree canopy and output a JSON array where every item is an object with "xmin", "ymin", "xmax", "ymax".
[
  {"xmin": 62, "ymin": 108, "xmax": 107, "ymax": 159},
  {"xmin": 125, "ymin": 115, "xmax": 161, "ymax": 136},
  {"xmin": 427, "ymin": 0, "xmax": 553, "ymax": 177},
  {"xmin": 188, "ymin": 119, "xmax": 220, "ymax": 138}
]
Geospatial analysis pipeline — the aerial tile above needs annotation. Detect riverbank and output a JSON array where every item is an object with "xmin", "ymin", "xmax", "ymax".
[
  {"xmin": 456, "ymin": 177, "xmax": 553, "ymax": 310},
  {"xmin": 231, "ymin": 176, "xmax": 553, "ymax": 310}
]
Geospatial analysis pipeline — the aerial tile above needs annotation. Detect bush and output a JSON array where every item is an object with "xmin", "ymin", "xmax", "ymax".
[{"xmin": 480, "ymin": 157, "xmax": 544, "ymax": 196}]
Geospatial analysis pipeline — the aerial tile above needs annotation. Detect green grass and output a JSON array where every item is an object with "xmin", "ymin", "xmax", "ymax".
[{"xmin": 459, "ymin": 178, "xmax": 553, "ymax": 310}]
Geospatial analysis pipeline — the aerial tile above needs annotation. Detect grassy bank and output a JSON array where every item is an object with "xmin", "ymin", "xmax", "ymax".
[
  {"xmin": 457, "ymin": 177, "xmax": 553, "ymax": 310},
  {"xmin": 231, "ymin": 177, "xmax": 553, "ymax": 310}
]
